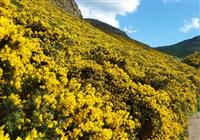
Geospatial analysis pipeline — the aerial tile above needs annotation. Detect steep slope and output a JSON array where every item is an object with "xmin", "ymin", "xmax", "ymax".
[
  {"xmin": 156, "ymin": 35, "xmax": 200, "ymax": 58},
  {"xmin": 0, "ymin": 0, "xmax": 200, "ymax": 139},
  {"xmin": 85, "ymin": 18, "xmax": 128, "ymax": 38},
  {"xmin": 85, "ymin": 18, "xmax": 151, "ymax": 49}
]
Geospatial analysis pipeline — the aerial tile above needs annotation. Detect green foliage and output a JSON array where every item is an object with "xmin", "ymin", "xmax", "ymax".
[{"xmin": 0, "ymin": 0, "xmax": 200, "ymax": 139}]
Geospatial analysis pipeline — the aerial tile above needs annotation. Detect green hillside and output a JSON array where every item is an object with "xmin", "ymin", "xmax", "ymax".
[
  {"xmin": 156, "ymin": 36, "xmax": 200, "ymax": 58},
  {"xmin": 0, "ymin": 0, "xmax": 200, "ymax": 139}
]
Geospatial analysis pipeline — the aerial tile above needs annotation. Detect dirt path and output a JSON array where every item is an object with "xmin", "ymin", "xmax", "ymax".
[{"xmin": 189, "ymin": 112, "xmax": 200, "ymax": 140}]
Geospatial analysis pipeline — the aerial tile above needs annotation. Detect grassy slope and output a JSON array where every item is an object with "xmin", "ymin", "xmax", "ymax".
[{"xmin": 0, "ymin": 0, "xmax": 200, "ymax": 139}]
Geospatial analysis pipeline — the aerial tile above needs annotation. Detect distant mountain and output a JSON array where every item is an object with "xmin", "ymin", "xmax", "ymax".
[{"xmin": 156, "ymin": 35, "xmax": 200, "ymax": 58}]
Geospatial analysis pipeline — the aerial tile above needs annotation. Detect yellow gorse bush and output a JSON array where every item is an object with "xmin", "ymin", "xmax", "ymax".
[
  {"xmin": 0, "ymin": 126, "xmax": 9, "ymax": 140},
  {"xmin": 182, "ymin": 52, "xmax": 200, "ymax": 70},
  {"xmin": 182, "ymin": 52, "xmax": 200, "ymax": 111},
  {"xmin": 0, "ymin": 0, "xmax": 200, "ymax": 139}
]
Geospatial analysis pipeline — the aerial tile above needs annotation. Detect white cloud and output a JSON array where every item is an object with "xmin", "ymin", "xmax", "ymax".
[
  {"xmin": 180, "ymin": 18, "xmax": 200, "ymax": 33},
  {"xmin": 76, "ymin": 0, "xmax": 140, "ymax": 28},
  {"xmin": 124, "ymin": 26, "xmax": 137, "ymax": 34}
]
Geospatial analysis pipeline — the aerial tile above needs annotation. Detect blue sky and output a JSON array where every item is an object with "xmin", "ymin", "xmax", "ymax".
[{"xmin": 76, "ymin": 0, "xmax": 200, "ymax": 47}]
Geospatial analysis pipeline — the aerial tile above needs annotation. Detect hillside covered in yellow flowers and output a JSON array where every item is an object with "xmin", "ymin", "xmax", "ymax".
[
  {"xmin": 0, "ymin": 0, "xmax": 200, "ymax": 139},
  {"xmin": 182, "ymin": 52, "xmax": 200, "ymax": 70}
]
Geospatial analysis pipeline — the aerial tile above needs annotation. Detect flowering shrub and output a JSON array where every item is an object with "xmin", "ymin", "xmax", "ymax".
[
  {"xmin": 0, "ymin": 0, "xmax": 200, "ymax": 139},
  {"xmin": 182, "ymin": 52, "xmax": 200, "ymax": 69},
  {"xmin": 182, "ymin": 52, "xmax": 200, "ymax": 111},
  {"xmin": 0, "ymin": 126, "xmax": 9, "ymax": 140}
]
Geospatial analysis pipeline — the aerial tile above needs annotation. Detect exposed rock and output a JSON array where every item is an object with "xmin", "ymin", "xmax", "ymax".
[{"xmin": 52, "ymin": 0, "xmax": 82, "ymax": 18}]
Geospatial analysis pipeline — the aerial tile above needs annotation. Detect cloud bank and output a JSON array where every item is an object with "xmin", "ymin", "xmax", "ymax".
[
  {"xmin": 124, "ymin": 26, "xmax": 137, "ymax": 34},
  {"xmin": 180, "ymin": 18, "xmax": 200, "ymax": 33},
  {"xmin": 76, "ymin": 0, "xmax": 140, "ymax": 28}
]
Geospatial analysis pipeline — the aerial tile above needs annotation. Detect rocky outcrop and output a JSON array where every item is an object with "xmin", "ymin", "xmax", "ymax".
[{"xmin": 53, "ymin": 0, "xmax": 82, "ymax": 18}]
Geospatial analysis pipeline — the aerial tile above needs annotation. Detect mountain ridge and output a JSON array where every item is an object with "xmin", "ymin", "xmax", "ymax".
[
  {"xmin": 156, "ymin": 35, "xmax": 200, "ymax": 58},
  {"xmin": 85, "ymin": 18, "xmax": 128, "ymax": 38}
]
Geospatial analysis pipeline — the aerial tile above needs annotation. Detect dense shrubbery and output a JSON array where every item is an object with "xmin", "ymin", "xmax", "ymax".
[
  {"xmin": 0, "ymin": 0, "xmax": 200, "ymax": 139},
  {"xmin": 182, "ymin": 52, "xmax": 200, "ymax": 69},
  {"xmin": 182, "ymin": 52, "xmax": 200, "ymax": 111}
]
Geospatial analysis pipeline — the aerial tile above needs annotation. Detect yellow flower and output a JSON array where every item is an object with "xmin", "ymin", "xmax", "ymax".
[
  {"xmin": 16, "ymin": 137, "xmax": 22, "ymax": 140},
  {"xmin": 8, "ymin": 93, "xmax": 21, "ymax": 106},
  {"xmin": 0, "ymin": 126, "xmax": 9, "ymax": 140},
  {"xmin": 0, "ymin": 68, "xmax": 3, "ymax": 78}
]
